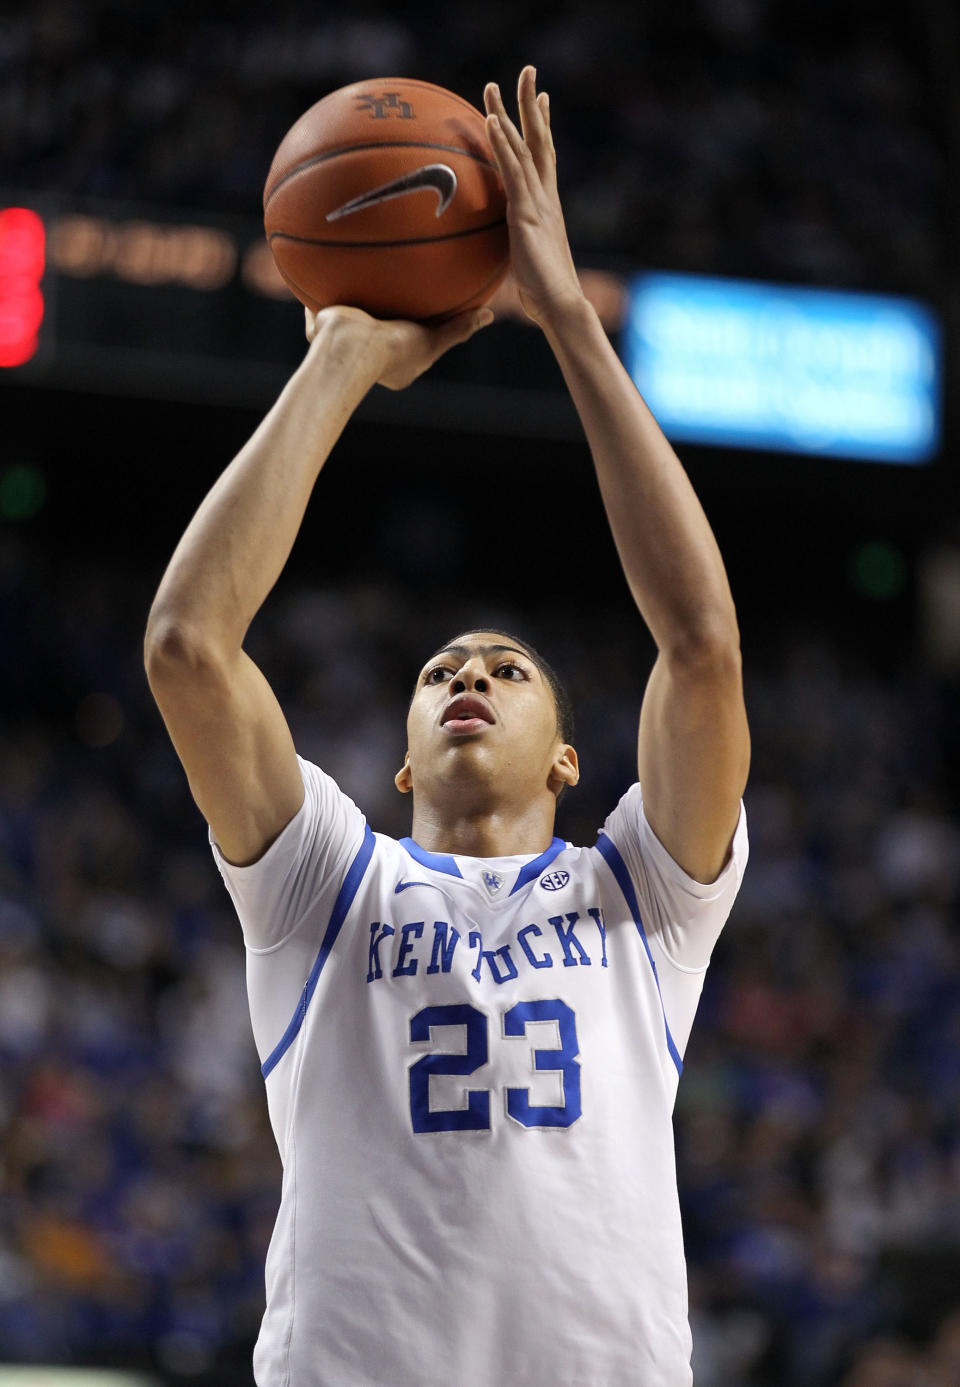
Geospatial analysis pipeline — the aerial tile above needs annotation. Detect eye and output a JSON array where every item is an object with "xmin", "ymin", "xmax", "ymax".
[
  {"xmin": 424, "ymin": 665, "xmax": 452, "ymax": 684},
  {"xmin": 495, "ymin": 662, "xmax": 527, "ymax": 681}
]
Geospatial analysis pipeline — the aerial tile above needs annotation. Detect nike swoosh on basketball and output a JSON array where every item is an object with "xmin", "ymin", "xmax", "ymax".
[{"xmin": 325, "ymin": 164, "xmax": 458, "ymax": 222}]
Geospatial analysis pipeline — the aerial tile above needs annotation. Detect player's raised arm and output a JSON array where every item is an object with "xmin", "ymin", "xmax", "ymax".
[
  {"xmin": 144, "ymin": 305, "xmax": 492, "ymax": 866},
  {"xmin": 484, "ymin": 67, "xmax": 750, "ymax": 883}
]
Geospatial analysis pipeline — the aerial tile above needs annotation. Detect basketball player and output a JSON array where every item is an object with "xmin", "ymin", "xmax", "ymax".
[{"xmin": 145, "ymin": 67, "xmax": 750, "ymax": 1386}]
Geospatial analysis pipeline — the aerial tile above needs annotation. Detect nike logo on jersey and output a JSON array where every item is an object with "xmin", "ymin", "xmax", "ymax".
[
  {"xmin": 325, "ymin": 164, "xmax": 458, "ymax": 222},
  {"xmin": 395, "ymin": 880, "xmax": 430, "ymax": 894}
]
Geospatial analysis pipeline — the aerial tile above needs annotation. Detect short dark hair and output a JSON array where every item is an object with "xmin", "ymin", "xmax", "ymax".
[{"xmin": 423, "ymin": 628, "xmax": 575, "ymax": 747}]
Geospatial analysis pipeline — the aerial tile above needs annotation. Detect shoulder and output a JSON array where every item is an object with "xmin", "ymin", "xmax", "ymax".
[
  {"xmin": 597, "ymin": 782, "xmax": 748, "ymax": 892},
  {"xmin": 588, "ymin": 781, "xmax": 748, "ymax": 970},
  {"xmin": 211, "ymin": 755, "xmax": 369, "ymax": 951}
]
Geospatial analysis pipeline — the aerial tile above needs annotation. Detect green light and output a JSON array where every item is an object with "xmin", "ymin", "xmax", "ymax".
[
  {"xmin": 0, "ymin": 464, "xmax": 46, "ymax": 520},
  {"xmin": 850, "ymin": 541, "xmax": 906, "ymax": 599}
]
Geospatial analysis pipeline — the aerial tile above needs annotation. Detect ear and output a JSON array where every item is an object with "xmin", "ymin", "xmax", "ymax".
[
  {"xmin": 548, "ymin": 743, "xmax": 579, "ymax": 795},
  {"xmin": 395, "ymin": 752, "xmax": 412, "ymax": 795}
]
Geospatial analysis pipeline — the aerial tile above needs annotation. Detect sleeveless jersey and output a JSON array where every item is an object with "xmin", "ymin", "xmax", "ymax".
[{"xmin": 212, "ymin": 756, "xmax": 748, "ymax": 1387}]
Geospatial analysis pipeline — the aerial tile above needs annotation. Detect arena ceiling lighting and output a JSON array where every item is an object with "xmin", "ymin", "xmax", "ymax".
[{"xmin": 624, "ymin": 272, "xmax": 941, "ymax": 464}]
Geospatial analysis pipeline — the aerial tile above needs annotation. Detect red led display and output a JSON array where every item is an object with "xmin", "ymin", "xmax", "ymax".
[{"xmin": 0, "ymin": 207, "xmax": 45, "ymax": 368}]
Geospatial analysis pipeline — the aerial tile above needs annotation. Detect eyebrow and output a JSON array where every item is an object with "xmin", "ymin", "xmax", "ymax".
[{"xmin": 426, "ymin": 643, "xmax": 535, "ymax": 666}]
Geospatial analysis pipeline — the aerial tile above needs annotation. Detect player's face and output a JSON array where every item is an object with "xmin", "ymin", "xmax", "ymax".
[{"xmin": 397, "ymin": 632, "xmax": 577, "ymax": 803}]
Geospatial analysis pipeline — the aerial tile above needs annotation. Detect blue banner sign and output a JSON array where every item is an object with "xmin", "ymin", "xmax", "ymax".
[{"xmin": 624, "ymin": 273, "xmax": 940, "ymax": 463}]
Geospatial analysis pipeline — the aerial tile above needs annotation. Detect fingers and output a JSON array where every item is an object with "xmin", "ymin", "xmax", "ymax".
[
  {"xmin": 439, "ymin": 307, "xmax": 495, "ymax": 346},
  {"xmin": 516, "ymin": 66, "xmax": 556, "ymax": 189},
  {"xmin": 483, "ymin": 67, "xmax": 556, "ymax": 199},
  {"xmin": 301, "ymin": 302, "xmax": 491, "ymax": 389},
  {"xmin": 421, "ymin": 306, "xmax": 494, "ymax": 362},
  {"xmin": 379, "ymin": 308, "xmax": 494, "ymax": 389},
  {"xmin": 538, "ymin": 90, "xmax": 551, "ymax": 130},
  {"xmin": 484, "ymin": 82, "xmax": 536, "ymax": 203}
]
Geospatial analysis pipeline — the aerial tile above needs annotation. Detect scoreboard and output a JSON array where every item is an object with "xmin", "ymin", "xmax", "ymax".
[
  {"xmin": 0, "ymin": 207, "xmax": 45, "ymax": 367},
  {"xmin": 624, "ymin": 272, "xmax": 941, "ymax": 465},
  {"xmin": 0, "ymin": 194, "xmax": 944, "ymax": 462}
]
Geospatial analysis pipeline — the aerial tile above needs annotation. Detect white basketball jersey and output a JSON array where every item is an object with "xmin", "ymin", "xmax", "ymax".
[{"xmin": 212, "ymin": 756, "xmax": 748, "ymax": 1387}]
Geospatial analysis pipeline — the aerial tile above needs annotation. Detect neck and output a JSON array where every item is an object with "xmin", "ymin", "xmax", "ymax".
[{"xmin": 409, "ymin": 799, "xmax": 556, "ymax": 859}]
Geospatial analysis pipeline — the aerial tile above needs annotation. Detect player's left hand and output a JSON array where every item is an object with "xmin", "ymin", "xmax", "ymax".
[{"xmin": 483, "ymin": 66, "xmax": 585, "ymax": 328}]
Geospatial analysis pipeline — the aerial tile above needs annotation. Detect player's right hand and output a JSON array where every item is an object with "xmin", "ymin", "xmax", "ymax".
[{"xmin": 304, "ymin": 304, "xmax": 494, "ymax": 392}]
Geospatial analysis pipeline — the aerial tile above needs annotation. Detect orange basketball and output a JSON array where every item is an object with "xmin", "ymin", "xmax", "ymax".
[{"xmin": 263, "ymin": 78, "xmax": 510, "ymax": 322}]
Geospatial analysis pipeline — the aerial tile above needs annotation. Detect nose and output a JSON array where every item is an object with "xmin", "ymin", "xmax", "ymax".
[{"xmin": 451, "ymin": 658, "xmax": 489, "ymax": 695}]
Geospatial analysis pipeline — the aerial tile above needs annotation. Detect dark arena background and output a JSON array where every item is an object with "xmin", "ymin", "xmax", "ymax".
[{"xmin": 2, "ymin": 2, "xmax": 960, "ymax": 1384}]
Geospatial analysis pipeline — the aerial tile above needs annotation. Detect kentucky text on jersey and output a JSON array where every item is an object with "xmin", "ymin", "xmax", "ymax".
[{"xmin": 366, "ymin": 908, "xmax": 608, "ymax": 984}]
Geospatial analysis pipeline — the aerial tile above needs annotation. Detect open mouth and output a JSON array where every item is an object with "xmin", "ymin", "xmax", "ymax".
[{"xmin": 441, "ymin": 694, "xmax": 494, "ymax": 733}]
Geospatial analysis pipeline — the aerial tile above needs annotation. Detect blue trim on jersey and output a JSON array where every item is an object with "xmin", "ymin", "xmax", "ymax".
[
  {"xmin": 399, "ymin": 838, "xmax": 464, "ymax": 879},
  {"xmin": 399, "ymin": 834, "xmax": 567, "ymax": 896},
  {"xmin": 508, "ymin": 837, "xmax": 567, "ymax": 895},
  {"xmin": 595, "ymin": 831, "xmax": 683, "ymax": 1077},
  {"xmin": 261, "ymin": 823, "xmax": 376, "ymax": 1080}
]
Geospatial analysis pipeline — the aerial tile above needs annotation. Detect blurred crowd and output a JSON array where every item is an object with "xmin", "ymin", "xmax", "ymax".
[
  {"xmin": 0, "ymin": 532, "xmax": 958, "ymax": 1385},
  {"xmin": 0, "ymin": 0, "xmax": 945, "ymax": 297},
  {"xmin": 0, "ymin": 3, "xmax": 957, "ymax": 1380}
]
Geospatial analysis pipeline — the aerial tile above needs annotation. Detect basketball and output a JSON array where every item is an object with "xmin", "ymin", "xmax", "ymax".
[{"xmin": 263, "ymin": 78, "xmax": 510, "ymax": 322}]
